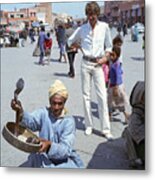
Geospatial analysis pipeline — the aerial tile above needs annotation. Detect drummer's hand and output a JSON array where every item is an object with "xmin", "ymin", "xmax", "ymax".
[
  {"xmin": 39, "ymin": 138, "xmax": 51, "ymax": 153},
  {"xmin": 11, "ymin": 99, "xmax": 23, "ymax": 113}
]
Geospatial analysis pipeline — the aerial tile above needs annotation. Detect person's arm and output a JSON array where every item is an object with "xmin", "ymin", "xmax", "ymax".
[
  {"xmin": 46, "ymin": 117, "xmax": 76, "ymax": 160},
  {"xmin": 104, "ymin": 24, "xmax": 112, "ymax": 52},
  {"xmin": 10, "ymin": 99, "xmax": 42, "ymax": 131},
  {"xmin": 67, "ymin": 27, "xmax": 81, "ymax": 48},
  {"xmin": 21, "ymin": 109, "xmax": 44, "ymax": 131},
  {"xmin": 97, "ymin": 24, "xmax": 112, "ymax": 65},
  {"xmin": 97, "ymin": 51, "xmax": 111, "ymax": 65}
]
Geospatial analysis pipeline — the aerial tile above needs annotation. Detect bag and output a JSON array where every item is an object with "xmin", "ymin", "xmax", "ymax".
[{"xmin": 33, "ymin": 45, "xmax": 40, "ymax": 57}]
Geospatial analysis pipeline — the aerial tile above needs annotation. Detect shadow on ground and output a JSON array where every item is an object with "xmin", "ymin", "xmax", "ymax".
[
  {"xmin": 91, "ymin": 102, "xmax": 125, "ymax": 124},
  {"xmin": 74, "ymin": 115, "xmax": 85, "ymax": 131},
  {"xmin": 131, "ymin": 57, "xmax": 144, "ymax": 61},
  {"xmin": 73, "ymin": 101, "xmax": 100, "ymax": 132},
  {"xmin": 51, "ymin": 58, "xmax": 60, "ymax": 63},
  {"xmin": 53, "ymin": 72, "xmax": 69, "ymax": 77},
  {"xmin": 87, "ymin": 137, "xmax": 131, "ymax": 169},
  {"xmin": 91, "ymin": 101, "xmax": 99, "ymax": 118}
]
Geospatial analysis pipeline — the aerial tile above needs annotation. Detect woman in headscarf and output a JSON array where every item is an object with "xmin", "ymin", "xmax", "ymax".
[{"xmin": 11, "ymin": 80, "xmax": 84, "ymax": 168}]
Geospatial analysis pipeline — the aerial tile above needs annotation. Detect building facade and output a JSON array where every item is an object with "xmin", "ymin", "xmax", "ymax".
[
  {"xmin": 6, "ymin": 7, "xmax": 37, "ymax": 27},
  {"xmin": 35, "ymin": 3, "xmax": 52, "ymax": 26},
  {"xmin": 104, "ymin": 0, "xmax": 145, "ymax": 27},
  {"xmin": 0, "ymin": 2, "xmax": 53, "ymax": 28}
]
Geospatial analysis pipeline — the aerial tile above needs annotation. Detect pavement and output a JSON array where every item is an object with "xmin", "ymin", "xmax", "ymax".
[{"xmin": 0, "ymin": 28, "xmax": 144, "ymax": 169}]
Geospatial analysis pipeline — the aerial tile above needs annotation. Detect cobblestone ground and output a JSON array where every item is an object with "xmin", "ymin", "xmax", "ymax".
[{"xmin": 1, "ymin": 28, "xmax": 144, "ymax": 169}]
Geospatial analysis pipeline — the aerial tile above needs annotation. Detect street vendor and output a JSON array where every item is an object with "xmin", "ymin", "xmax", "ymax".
[{"xmin": 11, "ymin": 79, "xmax": 84, "ymax": 168}]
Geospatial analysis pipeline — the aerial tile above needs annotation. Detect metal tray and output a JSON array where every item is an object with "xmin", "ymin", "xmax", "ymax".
[{"xmin": 2, "ymin": 122, "xmax": 42, "ymax": 153}]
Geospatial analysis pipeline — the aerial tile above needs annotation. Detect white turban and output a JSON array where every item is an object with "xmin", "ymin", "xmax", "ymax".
[{"xmin": 48, "ymin": 80, "xmax": 68, "ymax": 100}]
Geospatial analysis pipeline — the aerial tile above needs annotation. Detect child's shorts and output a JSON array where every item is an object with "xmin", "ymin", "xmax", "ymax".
[{"xmin": 108, "ymin": 84, "xmax": 129, "ymax": 112}]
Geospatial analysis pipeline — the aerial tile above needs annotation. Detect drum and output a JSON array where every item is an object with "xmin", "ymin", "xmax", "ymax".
[{"xmin": 2, "ymin": 122, "xmax": 41, "ymax": 153}]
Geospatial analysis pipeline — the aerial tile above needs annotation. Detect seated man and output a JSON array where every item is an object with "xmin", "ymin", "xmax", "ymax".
[{"xmin": 11, "ymin": 79, "xmax": 84, "ymax": 168}]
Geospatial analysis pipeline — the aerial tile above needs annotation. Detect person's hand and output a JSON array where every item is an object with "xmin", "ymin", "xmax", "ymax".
[
  {"xmin": 69, "ymin": 45, "xmax": 77, "ymax": 52},
  {"xmin": 97, "ymin": 56, "xmax": 108, "ymax": 65},
  {"xmin": 71, "ymin": 43, "xmax": 80, "ymax": 49},
  {"xmin": 11, "ymin": 99, "xmax": 23, "ymax": 113},
  {"xmin": 39, "ymin": 138, "xmax": 52, "ymax": 153}
]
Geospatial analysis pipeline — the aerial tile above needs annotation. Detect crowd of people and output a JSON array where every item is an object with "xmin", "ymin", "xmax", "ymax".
[{"xmin": 7, "ymin": 1, "xmax": 144, "ymax": 169}]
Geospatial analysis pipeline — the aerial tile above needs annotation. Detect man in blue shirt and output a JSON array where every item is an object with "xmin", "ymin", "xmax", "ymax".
[
  {"xmin": 38, "ymin": 26, "xmax": 49, "ymax": 65},
  {"xmin": 11, "ymin": 80, "xmax": 84, "ymax": 168}
]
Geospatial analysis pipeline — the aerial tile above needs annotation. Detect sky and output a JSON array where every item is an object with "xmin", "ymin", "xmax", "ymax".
[
  {"xmin": 1, "ymin": 1, "xmax": 104, "ymax": 19},
  {"xmin": 52, "ymin": 1, "xmax": 104, "ymax": 18}
]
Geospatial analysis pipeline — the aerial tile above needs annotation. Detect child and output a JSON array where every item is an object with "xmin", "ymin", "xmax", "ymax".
[
  {"xmin": 112, "ymin": 35, "xmax": 123, "ymax": 66},
  {"xmin": 108, "ymin": 45, "xmax": 129, "ymax": 124},
  {"xmin": 44, "ymin": 32, "xmax": 52, "ymax": 65}
]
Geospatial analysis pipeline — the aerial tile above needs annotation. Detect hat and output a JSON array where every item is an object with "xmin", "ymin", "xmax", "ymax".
[{"xmin": 48, "ymin": 80, "xmax": 68, "ymax": 100}]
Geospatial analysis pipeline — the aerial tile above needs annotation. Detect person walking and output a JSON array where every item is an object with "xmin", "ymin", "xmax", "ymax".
[
  {"xmin": 38, "ymin": 26, "xmax": 49, "ymax": 65},
  {"xmin": 55, "ymin": 24, "xmax": 67, "ymax": 63},
  {"xmin": 67, "ymin": 1, "xmax": 113, "ymax": 140},
  {"xmin": 11, "ymin": 80, "xmax": 84, "ymax": 168},
  {"xmin": 123, "ymin": 23, "xmax": 128, "ymax": 37},
  {"xmin": 44, "ymin": 32, "xmax": 52, "ymax": 65},
  {"xmin": 29, "ymin": 28, "xmax": 35, "ymax": 44},
  {"xmin": 66, "ymin": 25, "xmax": 78, "ymax": 78}
]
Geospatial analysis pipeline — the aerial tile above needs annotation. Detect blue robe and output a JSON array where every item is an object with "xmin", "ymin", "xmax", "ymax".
[{"xmin": 20, "ymin": 107, "xmax": 84, "ymax": 168}]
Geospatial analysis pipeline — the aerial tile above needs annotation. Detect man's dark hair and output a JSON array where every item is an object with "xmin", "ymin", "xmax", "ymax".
[
  {"xmin": 85, "ymin": 1, "xmax": 100, "ymax": 17},
  {"xmin": 112, "ymin": 45, "xmax": 121, "ymax": 58}
]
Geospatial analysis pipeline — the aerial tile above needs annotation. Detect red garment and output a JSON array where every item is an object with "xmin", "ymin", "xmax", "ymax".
[{"xmin": 44, "ymin": 38, "xmax": 52, "ymax": 49}]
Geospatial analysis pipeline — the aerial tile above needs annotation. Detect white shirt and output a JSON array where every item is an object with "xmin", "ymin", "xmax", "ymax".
[{"xmin": 68, "ymin": 21, "xmax": 112, "ymax": 58}]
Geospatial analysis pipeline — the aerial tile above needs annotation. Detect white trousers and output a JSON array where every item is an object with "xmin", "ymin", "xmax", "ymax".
[{"xmin": 81, "ymin": 60, "xmax": 111, "ymax": 134}]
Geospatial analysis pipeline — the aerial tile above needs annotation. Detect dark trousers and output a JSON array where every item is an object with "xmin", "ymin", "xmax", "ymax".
[
  {"xmin": 30, "ymin": 35, "xmax": 35, "ymax": 43},
  {"xmin": 67, "ymin": 52, "xmax": 76, "ymax": 76}
]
